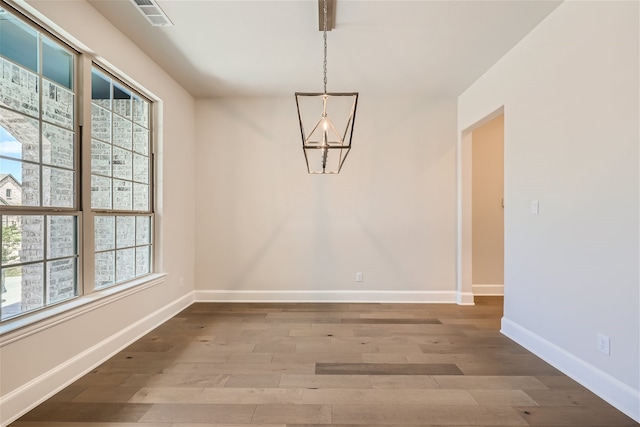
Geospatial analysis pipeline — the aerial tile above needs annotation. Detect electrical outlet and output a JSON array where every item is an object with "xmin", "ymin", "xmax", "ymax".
[
  {"xmin": 597, "ymin": 334, "xmax": 610, "ymax": 356},
  {"xmin": 356, "ymin": 272, "xmax": 363, "ymax": 282},
  {"xmin": 179, "ymin": 277, "xmax": 184, "ymax": 288}
]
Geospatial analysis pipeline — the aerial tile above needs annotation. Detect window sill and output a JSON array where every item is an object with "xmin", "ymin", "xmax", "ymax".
[{"xmin": 0, "ymin": 273, "xmax": 167, "ymax": 346}]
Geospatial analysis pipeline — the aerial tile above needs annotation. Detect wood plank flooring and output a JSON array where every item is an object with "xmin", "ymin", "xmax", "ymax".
[{"xmin": 10, "ymin": 297, "xmax": 637, "ymax": 426}]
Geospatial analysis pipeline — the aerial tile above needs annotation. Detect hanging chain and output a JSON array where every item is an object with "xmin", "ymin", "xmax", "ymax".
[{"xmin": 323, "ymin": 0, "xmax": 328, "ymax": 94}]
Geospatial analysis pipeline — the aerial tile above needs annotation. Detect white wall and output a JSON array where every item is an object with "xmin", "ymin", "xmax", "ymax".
[
  {"xmin": 195, "ymin": 96, "xmax": 458, "ymax": 302},
  {"xmin": 0, "ymin": 1, "xmax": 196, "ymax": 424},
  {"xmin": 459, "ymin": 1, "xmax": 639, "ymax": 421}
]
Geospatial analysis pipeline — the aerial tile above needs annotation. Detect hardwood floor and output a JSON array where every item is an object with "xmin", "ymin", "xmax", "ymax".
[{"xmin": 10, "ymin": 297, "xmax": 637, "ymax": 426}]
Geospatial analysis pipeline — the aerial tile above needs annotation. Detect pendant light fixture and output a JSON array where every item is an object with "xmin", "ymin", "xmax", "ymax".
[{"xmin": 295, "ymin": 0, "xmax": 358, "ymax": 174}]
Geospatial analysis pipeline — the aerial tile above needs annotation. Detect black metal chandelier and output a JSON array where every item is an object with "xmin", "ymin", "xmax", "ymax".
[{"xmin": 295, "ymin": 0, "xmax": 358, "ymax": 174}]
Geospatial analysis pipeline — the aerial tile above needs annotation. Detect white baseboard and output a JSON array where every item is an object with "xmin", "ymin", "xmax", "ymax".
[
  {"xmin": 0, "ymin": 291, "xmax": 195, "ymax": 427},
  {"xmin": 501, "ymin": 317, "xmax": 640, "ymax": 423},
  {"xmin": 195, "ymin": 289, "xmax": 457, "ymax": 304},
  {"xmin": 472, "ymin": 284, "xmax": 504, "ymax": 296}
]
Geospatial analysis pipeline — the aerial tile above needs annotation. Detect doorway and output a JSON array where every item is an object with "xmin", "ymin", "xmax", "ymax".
[{"xmin": 458, "ymin": 109, "xmax": 504, "ymax": 305}]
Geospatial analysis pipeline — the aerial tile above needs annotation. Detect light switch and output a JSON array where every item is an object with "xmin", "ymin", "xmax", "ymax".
[{"xmin": 530, "ymin": 200, "xmax": 539, "ymax": 215}]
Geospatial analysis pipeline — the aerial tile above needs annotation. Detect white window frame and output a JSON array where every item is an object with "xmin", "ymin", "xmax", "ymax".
[{"xmin": 83, "ymin": 62, "xmax": 155, "ymax": 293}]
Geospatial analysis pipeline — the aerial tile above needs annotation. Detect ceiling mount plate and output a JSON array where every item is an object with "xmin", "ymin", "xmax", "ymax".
[{"xmin": 318, "ymin": 0, "xmax": 336, "ymax": 31}]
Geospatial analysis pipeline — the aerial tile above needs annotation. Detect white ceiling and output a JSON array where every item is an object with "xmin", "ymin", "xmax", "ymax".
[{"xmin": 87, "ymin": 0, "xmax": 562, "ymax": 98}]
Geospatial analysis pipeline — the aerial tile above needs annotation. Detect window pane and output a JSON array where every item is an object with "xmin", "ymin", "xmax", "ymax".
[
  {"xmin": 1, "ymin": 215, "xmax": 45, "ymax": 264},
  {"xmin": 1, "ymin": 265, "xmax": 23, "ymax": 320},
  {"xmin": 42, "ymin": 37, "xmax": 73, "ymax": 90},
  {"xmin": 22, "ymin": 161, "xmax": 40, "ymax": 206},
  {"xmin": 0, "ymin": 57, "xmax": 39, "ymax": 117},
  {"xmin": 47, "ymin": 258, "xmax": 76, "ymax": 304},
  {"xmin": 112, "ymin": 146, "xmax": 132, "ymax": 180},
  {"xmin": 91, "ymin": 139, "xmax": 111, "ymax": 176},
  {"xmin": 95, "ymin": 251, "xmax": 114, "ymax": 289},
  {"xmin": 91, "ymin": 69, "xmax": 111, "ymax": 109},
  {"xmin": 47, "ymin": 215, "xmax": 76, "ymax": 259},
  {"xmin": 91, "ymin": 175, "xmax": 112, "ymax": 209},
  {"xmin": 133, "ymin": 124, "xmax": 148, "ymax": 155},
  {"xmin": 94, "ymin": 216, "xmax": 115, "ymax": 251},
  {"xmin": 21, "ymin": 216, "xmax": 45, "ymax": 262},
  {"xmin": 0, "ymin": 158, "xmax": 40, "ymax": 206},
  {"xmin": 116, "ymin": 216, "xmax": 135, "ymax": 249},
  {"xmin": 132, "ymin": 96, "xmax": 148, "ymax": 128},
  {"xmin": 43, "ymin": 167, "xmax": 74, "ymax": 208},
  {"xmin": 1, "ymin": 264, "xmax": 44, "ymax": 320},
  {"xmin": 116, "ymin": 247, "xmax": 134, "ymax": 282},
  {"xmin": 136, "ymin": 216, "xmax": 151, "ymax": 245},
  {"xmin": 113, "ymin": 83, "xmax": 131, "ymax": 119},
  {"xmin": 113, "ymin": 179, "xmax": 132, "ymax": 210},
  {"xmin": 135, "ymin": 246, "xmax": 150, "ymax": 276},
  {"xmin": 0, "ymin": 110, "xmax": 39, "ymax": 162},
  {"xmin": 133, "ymin": 153, "xmax": 148, "ymax": 183},
  {"xmin": 42, "ymin": 123, "xmax": 74, "ymax": 168},
  {"xmin": 22, "ymin": 262, "xmax": 44, "ymax": 311},
  {"xmin": 0, "ymin": 14, "xmax": 38, "ymax": 72},
  {"xmin": 113, "ymin": 115, "xmax": 132, "ymax": 150},
  {"xmin": 42, "ymin": 80, "xmax": 74, "ymax": 129},
  {"xmin": 91, "ymin": 103, "xmax": 111, "ymax": 142},
  {"xmin": 0, "ymin": 160, "xmax": 22, "ymax": 205},
  {"xmin": 133, "ymin": 183, "xmax": 148, "ymax": 211},
  {"xmin": 1, "ymin": 218, "xmax": 21, "ymax": 265}
]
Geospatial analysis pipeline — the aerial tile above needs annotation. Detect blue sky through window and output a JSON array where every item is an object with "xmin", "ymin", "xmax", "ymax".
[{"xmin": 0, "ymin": 127, "xmax": 23, "ymax": 183}]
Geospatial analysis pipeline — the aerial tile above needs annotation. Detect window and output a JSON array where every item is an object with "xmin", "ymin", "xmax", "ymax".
[
  {"xmin": 0, "ymin": 10, "xmax": 78, "ymax": 320},
  {"xmin": 0, "ymin": 7, "xmax": 155, "ymax": 323},
  {"xmin": 90, "ymin": 68, "xmax": 153, "ymax": 289}
]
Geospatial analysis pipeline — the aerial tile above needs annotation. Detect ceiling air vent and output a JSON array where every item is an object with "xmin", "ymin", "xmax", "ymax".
[{"xmin": 131, "ymin": 0, "xmax": 173, "ymax": 27}]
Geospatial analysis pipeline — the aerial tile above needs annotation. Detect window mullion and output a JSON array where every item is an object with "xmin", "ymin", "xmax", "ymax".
[
  {"xmin": 38, "ymin": 32, "xmax": 44, "ymax": 208},
  {"xmin": 80, "ymin": 54, "xmax": 95, "ymax": 295}
]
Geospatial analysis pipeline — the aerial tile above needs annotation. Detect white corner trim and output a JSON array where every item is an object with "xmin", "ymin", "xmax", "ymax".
[
  {"xmin": 0, "ymin": 291, "xmax": 195, "ymax": 427},
  {"xmin": 456, "ymin": 291, "xmax": 475, "ymax": 305},
  {"xmin": 472, "ymin": 284, "xmax": 504, "ymax": 296},
  {"xmin": 195, "ymin": 290, "xmax": 457, "ymax": 304},
  {"xmin": 501, "ymin": 317, "xmax": 640, "ymax": 423}
]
